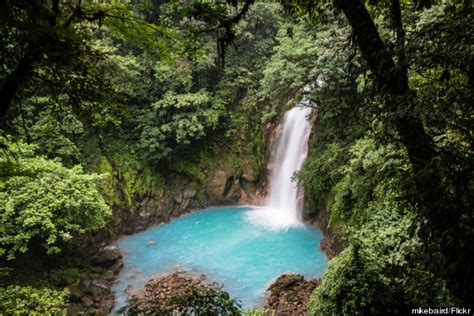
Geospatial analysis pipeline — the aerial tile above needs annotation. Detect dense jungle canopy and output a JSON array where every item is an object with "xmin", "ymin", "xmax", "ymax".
[{"xmin": 0, "ymin": 0, "xmax": 473, "ymax": 314}]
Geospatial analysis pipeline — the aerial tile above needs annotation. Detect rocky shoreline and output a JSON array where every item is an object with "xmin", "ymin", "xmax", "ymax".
[
  {"xmin": 71, "ymin": 117, "xmax": 344, "ymax": 314},
  {"xmin": 93, "ymin": 268, "xmax": 321, "ymax": 316},
  {"xmin": 76, "ymin": 202, "xmax": 343, "ymax": 315},
  {"xmin": 67, "ymin": 245, "xmax": 123, "ymax": 315},
  {"xmin": 76, "ymin": 200, "xmax": 343, "ymax": 315}
]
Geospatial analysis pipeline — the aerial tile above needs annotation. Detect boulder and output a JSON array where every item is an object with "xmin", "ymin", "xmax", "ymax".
[
  {"xmin": 267, "ymin": 273, "xmax": 304, "ymax": 295},
  {"xmin": 265, "ymin": 273, "xmax": 320, "ymax": 315},
  {"xmin": 92, "ymin": 245, "xmax": 122, "ymax": 268},
  {"xmin": 67, "ymin": 285, "xmax": 83, "ymax": 301},
  {"xmin": 97, "ymin": 294, "xmax": 115, "ymax": 314}
]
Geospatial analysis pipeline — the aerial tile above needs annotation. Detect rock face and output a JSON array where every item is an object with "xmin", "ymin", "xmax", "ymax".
[
  {"xmin": 206, "ymin": 169, "xmax": 231, "ymax": 203},
  {"xmin": 116, "ymin": 185, "xmax": 208, "ymax": 235},
  {"xmin": 67, "ymin": 256, "xmax": 123, "ymax": 315},
  {"xmin": 92, "ymin": 245, "xmax": 122, "ymax": 268},
  {"xmin": 304, "ymin": 205, "xmax": 345, "ymax": 259},
  {"xmin": 204, "ymin": 159, "xmax": 246, "ymax": 204},
  {"xmin": 241, "ymin": 163, "xmax": 257, "ymax": 183},
  {"xmin": 265, "ymin": 273, "xmax": 320, "ymax": 315},
  {"xmin": 109, "ymin": 160, "xmax": 266, "ymax": 237}
]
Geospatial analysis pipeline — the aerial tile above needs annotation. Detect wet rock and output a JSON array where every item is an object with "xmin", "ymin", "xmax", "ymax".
[
  {"xmin": 100, "ymin": 294, "xmax": 115, "ymax": 313},
  {"xmin": 139, "ymin": 211, "xmax": 151, "ymax": 219},
  {"xmin": 310, "ymin": 207, "xmax": 345, "ymax": 258},
  {"xmin": 101, "ymin": 270, "xmax": 116, "ymax": 282},
  {"xmin": 92, "ymin": 245, "xmax": 122, "ymax": 268},
  {"xmin": 111, "ymin": 261, "xmax": 124, "ymax": 275},
  {"xmin": 179, "ymin": 198, "xmax": 191, "ymax": 211},
  {"xmin": 224, "ymin": 177, "xmax": 242, "ymax": 201}
]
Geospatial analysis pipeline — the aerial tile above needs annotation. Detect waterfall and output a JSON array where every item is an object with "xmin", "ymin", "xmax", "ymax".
[
  {"xmin": 247, "ymin": 103, "xmax": 312, "ymax": 229},
  {"xmin": 266, "ymin": 106, "xmax": 312, "ymax": 218}
]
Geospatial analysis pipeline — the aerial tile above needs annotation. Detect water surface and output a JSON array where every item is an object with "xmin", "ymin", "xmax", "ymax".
[{"xmin": 113, "ymin": 206, "xmax": 327, "ymax": 310}]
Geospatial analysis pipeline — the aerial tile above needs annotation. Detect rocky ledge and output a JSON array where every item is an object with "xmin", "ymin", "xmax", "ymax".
[{"xmin": 265, "ymin": 273, "xmax": 320, "ymax": 315}]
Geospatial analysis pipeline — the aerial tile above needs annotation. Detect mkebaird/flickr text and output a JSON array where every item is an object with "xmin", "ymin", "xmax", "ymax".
[{"xmin": 412, "ymin": 307, "xmax": 472, "ymax": 315}]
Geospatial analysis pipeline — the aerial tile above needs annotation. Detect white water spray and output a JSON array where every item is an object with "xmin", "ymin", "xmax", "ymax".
[{"xmin": 248, "ymin": 103, "xmax": 313, "ymax": 229}]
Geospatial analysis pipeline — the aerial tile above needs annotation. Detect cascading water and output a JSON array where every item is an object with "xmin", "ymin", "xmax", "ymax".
[
  {"xmin": 266, "ymin": 106, "xmax": 312, "ymax": 216},
  {"xmin": 247, "ymin": 103, "xmax": 312, "ymax": 229}
]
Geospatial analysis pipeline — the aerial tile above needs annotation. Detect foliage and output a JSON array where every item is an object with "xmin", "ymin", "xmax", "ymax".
[
  {"xmin": 136, "ymin": 89, "xmax": 226, "ymax": 163},
  {"xmin": 122, "ymin": 284, "xmax": 242, "ymax": 315},
  {"xmin": 0, "ymin": 285, "xmax": 69, "ymax": 315},
  {"xmin": 306, "ymin": 137, "xmax": 455, "ymax": 313},
  {"xmin": 308, "ymin": 212, "xmax": 454, "ymax": 315},
  {"xmin": 327, "ymin": 138, "xmax": 413, "ymax": 229},
  {"xmin": 0, "ymin": 141, "xmax": 111, "ymax": 260},
  {"xmin": 259, "ymin": 23, "xmax": 318, "ymax": 101}
]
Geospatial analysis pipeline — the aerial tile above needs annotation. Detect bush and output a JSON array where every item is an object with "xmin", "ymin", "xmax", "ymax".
[
  {"xmin": 0, "ymin": 285, "xmax": 69, "ymax": 315},
  {"xmin": 122, "ymin": 284, "xmax": 242, "ymax": 315},
  {"xmin": 0, "ymin": 141, "xmax": 111, "ymax": 260}
]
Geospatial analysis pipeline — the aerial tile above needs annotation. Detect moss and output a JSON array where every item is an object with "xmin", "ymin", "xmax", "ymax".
[{"xmin": 94, "ymin": 152, "xmax": 165, "ymax": 208}]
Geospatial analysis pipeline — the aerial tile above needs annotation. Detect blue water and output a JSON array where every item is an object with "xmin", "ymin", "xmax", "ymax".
[{"xmin": 112, "ymin": 206, "xmax": 327, "ymax": 310}]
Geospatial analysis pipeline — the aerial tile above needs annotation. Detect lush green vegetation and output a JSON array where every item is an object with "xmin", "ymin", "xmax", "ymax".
[
  {"xmin": 0, "ymin": 285, "xmax": 69, "ymax": 315},
  {"xmin": 122, "ymin": 284, "xmax": 242, "ymax": 315},
  {"xmin": 0, "ymin": 141, "xmax": 110, "ymax": 260},
  {"xmin": 1, "ymin": 0, "xmax": 472, "ymax": 314}
]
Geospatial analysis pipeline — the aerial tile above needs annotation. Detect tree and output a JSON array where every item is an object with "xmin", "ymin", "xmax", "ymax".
[
  {"xmin": 0, "ymin": 140, "xmax": 111, "ymax": 260},
  {"xmin": 0, "ymin": 0, "xmax": 169, "ymax": 126},
  {"xmin": 332, "ymin": 0, "xmax": 473, "ymax": 304}
]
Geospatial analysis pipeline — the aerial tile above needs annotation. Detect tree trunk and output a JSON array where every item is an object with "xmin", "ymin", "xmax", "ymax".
[
  {"xmin": 332, "ymin": 0, "xmax": 437, "ymax": 204},
  {"xmin": 333, "ymin": 0, "xmax": 473, "ymax": 304},
  {"xmin": 0, "ymin": 49, "xmax": 40, "ymax": 125}
]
